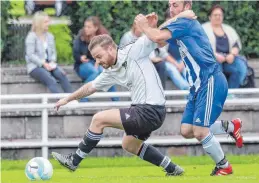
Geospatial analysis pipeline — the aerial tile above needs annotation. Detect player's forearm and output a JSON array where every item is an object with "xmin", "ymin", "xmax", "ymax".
[
  {"xmin": 142, "ymin": 26, "xmax": 169, "ymax": 43},
  {"xmin": 66, "ymin": 82, "xmax": 96, "ymax": 102}
]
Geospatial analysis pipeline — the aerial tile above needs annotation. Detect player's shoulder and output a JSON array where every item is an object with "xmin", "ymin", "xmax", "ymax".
[
  {"xmin": 118, "ymin": 39, "xmax": 136, "ymax": 51},
  {"xmin": 173, "ymin": 17, "xmax": 195, "ymax": 25},
  {"xmin": 164, "ymin": 17, "xmax": 194, "ymax": 29}
]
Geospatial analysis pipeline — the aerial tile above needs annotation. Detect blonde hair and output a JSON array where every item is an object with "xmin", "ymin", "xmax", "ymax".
[
  {"xmin": 31, "ymin": 11, "xmax": 49, "ymax": 36},
  {"xmin": 89, "ymin": 35, "xmax": 116, "ymax": 52}
]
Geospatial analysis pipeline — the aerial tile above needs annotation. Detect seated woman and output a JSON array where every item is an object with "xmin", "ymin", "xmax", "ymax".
[
  {"xmin": 202, "ymin": 5, "xmax": 247, "ymax": 88},
  {"xmin": 73, "ymin": 16, "xmax": 119, "ymax": 102},
  {"xmin": 25, "ymin": 11, "xmax": 72, "ymax": 93}
]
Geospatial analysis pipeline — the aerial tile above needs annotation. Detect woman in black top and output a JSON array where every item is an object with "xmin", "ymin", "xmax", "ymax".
[{"xmin": 73, "ymin": 16, "xmax": 119, "ymax": 101}]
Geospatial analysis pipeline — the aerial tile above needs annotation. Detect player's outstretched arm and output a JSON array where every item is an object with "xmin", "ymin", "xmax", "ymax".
[
  {"xmin": 55, "ymin": 82, "xmax": 97, "ymax": 111},
  {"xmin": 159, "ymin": 10, "xmax": 197, "ymax": 29},
  {"xmin": 135, "ymin": 10, "xmax": 197, "ymax": 44}
]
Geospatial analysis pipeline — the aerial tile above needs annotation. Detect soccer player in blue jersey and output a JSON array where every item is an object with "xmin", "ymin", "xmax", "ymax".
[{"xmin": 135, "ymin": 0, "xmax": 243, "ymax": 176}]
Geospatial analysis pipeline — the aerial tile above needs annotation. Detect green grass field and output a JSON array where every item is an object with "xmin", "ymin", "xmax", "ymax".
[{"xmin": 1, "ymin": 155, "xmax": 259, "ymax": 183}]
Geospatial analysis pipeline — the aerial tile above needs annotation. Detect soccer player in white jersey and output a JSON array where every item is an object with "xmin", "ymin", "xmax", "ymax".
[
  {"xmin": 135, "ymin": 0, "xmax": 244, "ymax": 176},
  {"xmin": 52, "ymin": 12, "xmax": 194, "ymax": 176}
]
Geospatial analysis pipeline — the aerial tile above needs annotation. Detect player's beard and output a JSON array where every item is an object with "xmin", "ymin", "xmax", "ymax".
[{"xmin": 102, "ymin": 53, "xmax": 115, "ymax": 69}]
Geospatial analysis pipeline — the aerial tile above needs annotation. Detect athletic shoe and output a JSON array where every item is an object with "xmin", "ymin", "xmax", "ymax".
[
  {"xmin": 210, "ymin": 164, "xmax": 233, "ymax": 176},
  {"xmin": 166, "ymin": 165, "xmax": 184, "ymax": 176},
  {"xmin": 52, "ymin": 152, "xmax": 78, "ymax": 171},
  {"xmin": 230, "ymin": 118, "xmax": 243, "ymax": 148}
]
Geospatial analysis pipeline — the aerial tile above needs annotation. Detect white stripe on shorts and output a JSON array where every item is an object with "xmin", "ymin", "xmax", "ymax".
[{"xmin": 204, "ymin": 76, "xmax": 214, "ymax": 126}]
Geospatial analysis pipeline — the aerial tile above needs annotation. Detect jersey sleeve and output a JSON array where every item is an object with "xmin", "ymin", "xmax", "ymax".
[
  {"xmin": 129, "ymin": 35, "xmax": 158, "ymax": 60},
  {"xmin": 92, "ymin": 71, "xmax": 116, "ymax": 92},
  {"xmin": 162, "ymin": 18, "xmax": 191, "ymax": 40}
]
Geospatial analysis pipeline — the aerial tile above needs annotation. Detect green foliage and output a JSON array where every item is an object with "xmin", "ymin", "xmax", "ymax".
[
  {"xmin": 9, "ymin": 0, "xmax": 25, "ymax": 17},
  {"xmin": 48, "ymin": 24, "xmax": 73, "ymax": 64},
  {"xmin": 69, "ymin": 1, "xmax": 259, "ymax": 58},
  {"xmin": 1, "ymin": 1, "xmax": 12, "ymax": 53}
]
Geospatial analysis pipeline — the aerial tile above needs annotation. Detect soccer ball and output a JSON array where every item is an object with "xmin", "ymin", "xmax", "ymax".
[{"xmin": 25, "ymin": 157, "xmax": 53, "ymax": 180}]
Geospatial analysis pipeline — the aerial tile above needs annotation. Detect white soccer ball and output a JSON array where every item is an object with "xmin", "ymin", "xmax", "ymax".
[{"xmin": 25, "ymin": 157, "xmax": 53, "ymax": 180}]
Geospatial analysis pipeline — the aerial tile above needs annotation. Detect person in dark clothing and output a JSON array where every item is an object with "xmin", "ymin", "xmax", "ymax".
[{"xmin": 73, "ymin": 16, "xmax": 119, "ymax": 102}]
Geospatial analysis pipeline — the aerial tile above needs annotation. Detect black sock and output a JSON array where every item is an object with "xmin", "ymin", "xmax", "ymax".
[
  {"xmin": 137, "ymin": 143, "xmax": 176, "ymax": 172},
  {"xmin": 73, "ymin": 129, "xmax": 103, "ymax": 166}
]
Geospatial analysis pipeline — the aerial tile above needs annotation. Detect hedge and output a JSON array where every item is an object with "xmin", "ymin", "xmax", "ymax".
[
  {"xmin": 69, "ymin": 1, "xmax": 259, "ymax": 58},
  {"xmin": 48, "ymin": 24, "xmax": 73, "ymax": 64},
  {"xmin": 1, "ymin": 1, "xmax": 12, "ymax": 53}
]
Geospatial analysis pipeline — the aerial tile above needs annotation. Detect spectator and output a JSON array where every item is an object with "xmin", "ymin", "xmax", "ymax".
[
  {"xmin": 73, "ymin": 16, "xmax": 119, "ymax": 101},
  {"xmin": 25, "ymin": 11, "xmax": 72, "ymax": 93},
  {"xmin": 202, "ymin": 5, "xmax": 247, "ymax": 88},
  {"xmin": 163, "ymin": 9, "xmax": 189, "ymax": 90}
]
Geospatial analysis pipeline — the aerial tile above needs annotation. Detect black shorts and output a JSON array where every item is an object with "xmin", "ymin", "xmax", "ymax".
[{"xmin": 120, "ymin": 104, "xmax": 166, "ymax": 141}]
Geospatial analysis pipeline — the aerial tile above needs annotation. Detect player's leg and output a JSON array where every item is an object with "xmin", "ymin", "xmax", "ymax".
[
  {"xmin": 121, "ymin": 104, "xmax": 184, "ymax": 176},
  {"xmin": 121, "ymin": 135, "xmax": 184, "ymax": 176},
  {"xmin": 210, "ymin": 118, "xmax": 243, "ymax": 148},
  {"xmin": 193, "ymin": 73, "xmax": 233, "ymax": 176},
  {"xmin": 181, "ymin": 97, "xmax": 195, "ymax": 139},
  {"xmin": 52, "ymin": 109, "xmax": 124, "ymax": 171}
]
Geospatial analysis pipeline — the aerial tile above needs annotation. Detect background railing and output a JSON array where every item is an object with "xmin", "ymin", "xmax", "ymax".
[{"xmin": 1, "ymin": 88, "xmax": 259, "ymax": 159}]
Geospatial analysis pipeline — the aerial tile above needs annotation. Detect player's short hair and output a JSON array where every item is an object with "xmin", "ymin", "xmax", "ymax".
[
  {"xmin": 208, "ymin": 4, "xmax": 225, "ymax": 16},
  {"xmin": 89, "ymin": 34, "xmax": 116, "ymax": 52},
  {"xmin": 184, "ymin": 0, "xmax": 192, "ymax": 8}
]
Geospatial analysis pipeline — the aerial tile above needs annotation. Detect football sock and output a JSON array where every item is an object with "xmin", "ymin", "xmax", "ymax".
[
  {"xmin": 137, "ymin": 143, "xmax": 176, "ymax": 172},
  {"xmin": 73, "ymin": 129, "xmax": 103, "ymax": 166},
  {"xmin": 210, "ymin": 120, "xmax": 234, "ymax": 135},
  {"xmin": 201, "ymin": 132, "xmax": 228, "ymax": 168}
]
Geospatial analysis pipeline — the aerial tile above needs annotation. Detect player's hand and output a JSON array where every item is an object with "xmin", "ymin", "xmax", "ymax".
[
  {"xmin": 215, "ymin": 53, "xmax": 226, "ymax": 63},
  {"xmin": 177, "ymin": 10, "xmax": 197, "ymax": 20},
  {"xmin": 226, "ymin": 54, "xmax": 235, "ymax": 64},
  {"xmin": 146, "ymin": 12, "xmax": 158, "ymax": 28},
  {"xmin": 55, "ymin": 98, "xmax": 69, "ymax": 112},
  {"xmin": 134, "ymin": 14, "xmax": 149, "ymax": 31}
]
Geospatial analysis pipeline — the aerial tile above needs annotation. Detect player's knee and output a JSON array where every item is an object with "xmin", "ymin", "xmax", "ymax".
[
  {"xmin": 122, "ymin": 141, "xmax": 136, "ymax": 154},
  {"xmin": 180, "ymin": 125, "xmax": 193, "ymax": 138},
  {"xmin": 91, "ymin": 113, "xmax": 106, "ymax": 129},
  {"xmin": 193, "ymin": 126, "xmax": 209, "ymax": 141}
]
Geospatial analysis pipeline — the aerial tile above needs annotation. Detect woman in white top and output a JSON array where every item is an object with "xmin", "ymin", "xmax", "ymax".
[{"xmin": 25, "ymin": 11, "xmax": 72, "ymax": 93}]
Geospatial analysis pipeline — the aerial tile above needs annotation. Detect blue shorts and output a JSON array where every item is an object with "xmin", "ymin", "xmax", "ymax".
[{"xmin": 181, "ymin": 72, "xmax": 228, "ymax": 127}]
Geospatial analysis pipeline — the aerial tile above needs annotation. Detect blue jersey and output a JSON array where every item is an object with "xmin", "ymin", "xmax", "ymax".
[{"xmin": 163, "ymin": 18, "xmax": 220, "ymax": 93}]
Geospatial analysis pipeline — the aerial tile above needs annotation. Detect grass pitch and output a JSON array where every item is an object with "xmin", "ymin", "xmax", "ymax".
[{"xmin": 1, "ymin": 155, "xmax": 259, "ymax": 183}]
